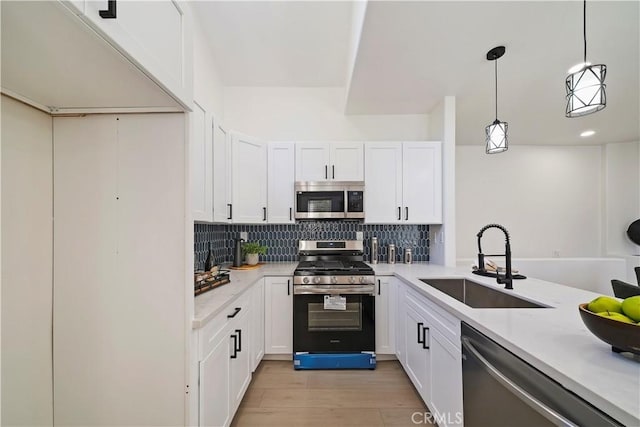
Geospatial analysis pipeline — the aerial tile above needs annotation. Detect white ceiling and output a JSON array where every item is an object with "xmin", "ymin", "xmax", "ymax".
[{"xmin": 192, "ymin": 1, "xmax": 639, "ymax": 146}]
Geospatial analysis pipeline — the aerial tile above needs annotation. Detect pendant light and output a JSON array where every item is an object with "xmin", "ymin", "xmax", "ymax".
[
  {"xmin": 565, "ymin": 0, "xmax": 606, "ymax": 117},
  {"xmin": 485, "ymin": 46, "xmax": 508, "ymax": 154}
]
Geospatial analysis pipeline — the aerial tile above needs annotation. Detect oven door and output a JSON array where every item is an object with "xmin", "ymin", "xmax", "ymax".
[{"xmin": 293, "ymin": 289, "xmax": 375, "ymax": 353}]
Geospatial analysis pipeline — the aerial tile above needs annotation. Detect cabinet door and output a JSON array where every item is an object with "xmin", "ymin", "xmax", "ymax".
[
  {"xmin": 229, "ymin": 309, "xmax": 252, "ymax": 415},
  {"xmin": 331, "ymin": 142, "xmax": 364, "ymax": 181},
  {"xmin": 402, "ymin": 142, "xmax": 442, "ymax": 224},
  {"xmin": 267, "ymin": 142, "xmax": 295, "ymax": 223},
  {"xmin": 375, "ymin": 277, "xmax": 396, "ymax": 354},
  {"xmin": 403, "ymin": 303, "xmax": 431, "ymax": 404},
  {"xmin": 264, "ymin": 277, "xmax": 293, "ymax": 354},
  {"xmin": 212, "ymin": 123, "xmax": 231, "ymax": 223},
  {"xmin": 199, "ymin": 334, "xmax": 230, "ymax": 427},
  {"xmin": 83, "ymin": 0, "xmax": 192, "ymax": 107},
  {"xmin": 191, "ymin": 101, "xmax": 213, "ymax": 222},
  {"xmin": 250, "ymin": 280, "xmax": 265, "ymax": 372},
  {"xmin": 364, "ymin": 142, "xmax": 403, "ymax": 223},
  {"xmin": 395, "ymin": 281, "xmax": 407, "ymax": 367},
  {"xmin": 231, "ymin": 132, "xmax": 267, "ymax": 223},
  {"xmin": 429, "ymin": 328, "xmax": 463, "ymax": 427},
  {"xmin": 295, "ymin": 142, "xmax": 331, "ymax": 181}
]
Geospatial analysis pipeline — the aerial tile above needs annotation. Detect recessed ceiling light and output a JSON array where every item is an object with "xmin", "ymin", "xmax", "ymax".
[{"xmin": 580, "ymin": 130, "xmax": 596, "ymax": 137}]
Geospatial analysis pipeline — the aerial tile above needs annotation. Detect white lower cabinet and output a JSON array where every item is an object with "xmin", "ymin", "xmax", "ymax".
[
  {"xmin": 396, "ymin": 282, "xmax": 463, "ymax": 426},
  {"xmin": 250, "ymin": 279, "xmax": 265, "ymax": 371},
  {"xmin": 264, "ymin": 277, "xmax": 293, "ymax": 354},
  {"xmin": 198, "ymin": 292, "xmax": 252, "ymax": 427},
  {"xmin": 375, "ymin": 277, "xmax": 396, "ymax": 354}
]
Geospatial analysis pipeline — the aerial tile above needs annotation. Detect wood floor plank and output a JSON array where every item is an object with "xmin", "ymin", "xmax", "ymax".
[
  {"xmin": 259, "ymin": 388, "xmax": 423, "ymax": 409},
  {"xmin": 231, "ymin": 407, "xmax": 385, "ymax": 427}
]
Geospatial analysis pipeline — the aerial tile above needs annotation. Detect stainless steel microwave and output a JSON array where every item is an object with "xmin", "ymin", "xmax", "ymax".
[{"xmin": 294, "ymin": 181, "xmax": 365, "ymax": 220}]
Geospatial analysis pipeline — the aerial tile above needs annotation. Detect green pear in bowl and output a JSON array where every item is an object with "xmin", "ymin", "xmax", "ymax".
[
  {"xmin": 588, "ymin": 296, "xmax": 623, "ymax": 314},
  {"xmin": 621, "ymin": 295, "xmax": 640, "ymax": 322},
  {"xmin": 596, "ymin": 311, "xmax": 635, "ymax": 324}
]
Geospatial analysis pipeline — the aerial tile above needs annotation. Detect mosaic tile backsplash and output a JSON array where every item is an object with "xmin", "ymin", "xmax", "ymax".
[{"xmin": 195, "ymin": 222, "xmax": 430, "ymax": 270}]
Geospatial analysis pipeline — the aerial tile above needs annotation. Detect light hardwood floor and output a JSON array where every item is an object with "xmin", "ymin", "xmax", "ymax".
[{"xmin": 231, "ymin": 360, "xmax": 435, "ymax": 426}]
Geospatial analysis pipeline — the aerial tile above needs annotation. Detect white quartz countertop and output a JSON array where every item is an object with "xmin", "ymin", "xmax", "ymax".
[
  {"xmin": 193, "ymin": 263, "xmax": 297, "ymax": 328},
  {"xmin": 193, "ymin": 261, "xmax": 640, "ymax": 426}
]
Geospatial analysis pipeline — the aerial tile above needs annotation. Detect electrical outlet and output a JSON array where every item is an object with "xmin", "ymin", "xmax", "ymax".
[
  {"xmin": 240, "ymin": 232, "xmax": 248, "ymax": 241},
  {"xmin": 356, "ymin": 231, "xmax": 363, "ymax": 241},
  {"xmin": 552, "ymin": 250, "xmax": 560, "ymax": 258},
  {"xmin": 439, "ymin": 231, "xmax": 445, "ymax": 244}
]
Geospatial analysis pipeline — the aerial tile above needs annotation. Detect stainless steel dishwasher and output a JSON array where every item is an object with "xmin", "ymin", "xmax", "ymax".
[{"xmin": 461, "ymin": 323, "xmax": 624, "ymax": 427}]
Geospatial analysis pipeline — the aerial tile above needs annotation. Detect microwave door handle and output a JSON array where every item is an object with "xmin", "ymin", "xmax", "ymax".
[{"xmin": 461, "ymin": 337, "xmax": 579, "ymax": 427}]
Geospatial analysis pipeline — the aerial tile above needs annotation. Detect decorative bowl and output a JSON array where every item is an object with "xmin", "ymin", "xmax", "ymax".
[{"xmin": 578, "ymin": 303, "xmax": 640, "ymax": 355}]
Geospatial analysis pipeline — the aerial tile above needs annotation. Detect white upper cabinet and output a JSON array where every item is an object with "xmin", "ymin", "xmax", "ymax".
[
  {"xmin": 190, "ymin": 101, "xmax": 213, "ymax": 222},
  {"xmin": 231, "ymin": 132, "xmax": 267, "ymax": 223},
  {"xmin": 364, "ymin": 142, "xmax": 403, "ymax": 223},
  {"xmin": 402, "ymin": 142, "xmax": 442, "ymax": 224},
  {"xmin": 295, "ymin": 142, "xmax": 364, "ymax": 181},
  {"xmin": 213, "ymin": 124, "xmax": 232, "ymax": 223},
  {"xmin": 83, "ymin": 0, "xmax": 193, "ymax": 108},
  {"xmin": 268, "ymin": 142, "xmax": 295, "ymax": 223},
  {"xmin": 365, "ymin": 141, "xmax": 442, "ymax": 224}
]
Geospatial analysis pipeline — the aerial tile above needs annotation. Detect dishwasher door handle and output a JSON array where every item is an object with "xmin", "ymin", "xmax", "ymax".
[{"xmin": 461, "ymin": 337, "xmax": 578, "ymax": 427}]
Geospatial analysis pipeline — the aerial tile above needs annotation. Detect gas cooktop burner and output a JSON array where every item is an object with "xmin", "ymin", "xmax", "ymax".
[{"xmin": 294, "ymin": 240, "xmax": 374, "ymax": 279}]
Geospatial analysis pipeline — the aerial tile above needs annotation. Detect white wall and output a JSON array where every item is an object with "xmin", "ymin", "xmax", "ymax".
[
  {"xmin": 223, "ymin": 86, "xmax": 429, "ymax": 141},
  {"xmin": 428, "ymin": 96, "xmax": 456, "ymax": 266},
  {"xmin": 192, "ymin": 16, "xmax": 225, "ymax": 120},
  {"xmin": 456, "ymin": 145, "xmax": 603, "ymax": 260},
  {"xmin": 1, "ymin": 95, "xmax": 53, "ymax": 426},
  {"xmin": 604, "ymin": 141, "xmax": 640, "ymax": 283}
]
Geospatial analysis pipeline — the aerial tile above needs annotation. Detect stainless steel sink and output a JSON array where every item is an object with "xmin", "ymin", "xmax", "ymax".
[{"xmin": 419, "ymin": 278, "xmax": 548, "ymax": 309}]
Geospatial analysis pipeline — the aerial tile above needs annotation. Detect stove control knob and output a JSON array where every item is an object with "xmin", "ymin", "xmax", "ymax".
[
  {"xmin": 359, "ymin": 276, "xmax": 367, "ymax": 284},
  {"xmin": 349, "ymin": 276, "xmax": 356, "ymax": 284},
  {"xmin": 313, "ymin": 276, "xmax": 321, "ymax": 284},
  {"xmin": 303, "ymin": 277, "xmax": 310, "ymax": 284},
  {"xmin": 331, "ymin": 276, "xmax": 338, "ymax": 284}
]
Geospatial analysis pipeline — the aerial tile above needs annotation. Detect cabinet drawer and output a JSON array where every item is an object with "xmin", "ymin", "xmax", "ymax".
[
  {"xmin": 406, "ymin": 286, "xmax": 460, "ymax": 348},
  {"xmin": 199, "ymin": 292, "xmax": 250, "ymax": 359}
]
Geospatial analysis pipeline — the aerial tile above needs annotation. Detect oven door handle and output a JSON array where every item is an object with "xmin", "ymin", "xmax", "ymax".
[
  {"xmin": 293, "ymin": 285, "xmax": 375, "ymax": 295},
  {"xmin": 461, "ymin": 337, "xmax": 579, "ymax": 427}
]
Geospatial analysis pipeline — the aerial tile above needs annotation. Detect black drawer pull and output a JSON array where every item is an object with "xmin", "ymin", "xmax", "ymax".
[
  {"xmin": 227, "ymin": 307, "xmax": 241, "ymax": 318},
  {"xmin": 289, "ymin": 207, "xmax": 292, "ymax": 221},
  {"xmin": 417, "ymin": 322, "xmax": 424, "ymax": 345},
  {"xmin": 332, "ymin": 165, "xmax": 335, "ymax": 179},
  {"xmin": 397, "ymin": 207, "xmax": 401, "ymax": 221},
  {"xmin": 325, "ymin": 165, "xmax": 328, "ymax": 179},
  {"xmin": 378, "ymin": 279, "xmax": 381, "ymax": 295},
  {"xmin": 99, "ymin": 0, "xmax": 117, "ymax": 18},
  {"xmin": 405, "ymin": 207, "xmax": 409, "ymax": 221},
  {"xmin": 235, "ymin": 329, "xmax": 242, "ymax": 353},
  {"xmin": 263, "ymin": 207, "xmax": 267, "ymax": 221},
  {"xmin": 230, "ymin": 334, "xmax": 237, "ymax": 359},
  {"xmin": 422, "ymin": 326, "xmax": 430, "ymax": 349},
  {"xmin": 227, "ymin": 203, "xmax": 232, "ymax": 220},
  {"xmin": 287, "ymin": 279, "xmax": 290, "ymax": 296}
]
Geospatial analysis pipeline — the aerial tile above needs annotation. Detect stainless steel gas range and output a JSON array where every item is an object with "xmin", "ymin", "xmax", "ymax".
[{"xmin": 292, "ymin": 240, "xmax": 376, "ymax": 370}]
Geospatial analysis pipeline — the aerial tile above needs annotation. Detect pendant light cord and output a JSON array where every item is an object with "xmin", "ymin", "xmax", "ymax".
[
  {"xmin": 583, "ymin": 0, "xmax": 587, "ymax": 63},
  {"xmin": 494, "ymin": 58, "xmax": 498, "ymax": 120}
]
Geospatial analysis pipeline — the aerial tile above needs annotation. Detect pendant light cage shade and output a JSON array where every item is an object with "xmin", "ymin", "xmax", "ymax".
[
  {"xmin": 485, "ymin": 120, "xmax": 508, "ymax": 154},
  {"xmin": 565, "ymin": 64, "xmax": 607, "ymax": 117}
]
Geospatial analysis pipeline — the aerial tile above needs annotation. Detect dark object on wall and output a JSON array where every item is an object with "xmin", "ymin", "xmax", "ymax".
[
  {"xmin": 627, "ymin": 219, "xmax": 640, "ymax": 245},
  {"xmin": 611, "ymin": 279, "xmax": 640, "ymax": 299}
]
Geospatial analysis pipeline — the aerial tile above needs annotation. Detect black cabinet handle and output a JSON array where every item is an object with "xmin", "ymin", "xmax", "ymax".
[
  {"xmin": 235, "ymin": 329, "xmax": 242, "ymax": 353},
  {"xmin": 230, "ymin": 334, "xmax": 238, "ymax": 359},
  {"xmin": 417, "ymin": 322, "xmax": 424, "ymax": 345},
  {"xmin": 332, "ymin": 165, "xmax": 335, "ymax": 179},
  {"xmin": 378, "ymin": 279, "xmax": 381, "ymax": 295},
  {"xmin": 99, "ymin": 0, "xmax": 117, "ymax": 18},
  {"xmin": 405, "ymin": 207, "xmax": 409, "ymax": 221},
  {"xmin": 325, "ymin": 165, "xmax": 328, "ymax": 179},
  {"xmin": 263, "ymin": 207, "xmax": 267, "ymax": 221},
  {"xmin": 287, "ymin": 279, "xmax": 290, "ymax": 296},
  {"xmin": 227, "ymin": 307, "xmax": 241, "ymax": 318},
  {"xmin": 289, "ymin": 207, "xmax": 292, "ymax": 221},
  {"xmin": 397, "ymin": 207, "xmax": 401, "ymax": 221},
  {"xmin": 422, "ymin": 326, "xmax": 430, "ymax": 349},
  {"xmin": 227, "ymin": 204, "xmax": 232, "ymax": 220}
]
